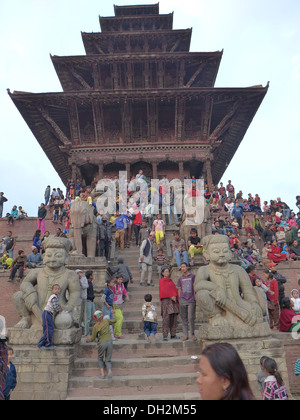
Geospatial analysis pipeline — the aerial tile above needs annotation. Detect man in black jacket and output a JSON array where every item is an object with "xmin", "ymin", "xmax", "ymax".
[
  {"xmin": 269, "ymin": 262, "xmax": 287, "ymax": 307},
  {"xmin": 97, "ymin": 218, "xmax": 112, "ymax": 262},
  {"xmin": 0, "ymin": 193, "xmax": 8, "ymax": 218},
  {"xmin": 262, "ymin": 225, "xmax": 275, "ymax": 244},
  {"xmin": 109, "ymin": 256, "xmax": 133, "ymax": 290}
]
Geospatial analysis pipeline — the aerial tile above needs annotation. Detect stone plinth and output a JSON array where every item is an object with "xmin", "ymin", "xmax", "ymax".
[
  {"xmin": 9, "ymin": 344, "xmax": 78, "ymax": 400},
  {"xmin": 8, "ymin": 327, "xmax": 82, "ymax": 346},
  {"xmin": 198, "ymin": 321, "xmax": 272, "ymax": 340}
]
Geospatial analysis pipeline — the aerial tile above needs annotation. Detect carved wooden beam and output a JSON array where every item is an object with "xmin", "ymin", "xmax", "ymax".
[
  {"xmin": 170, "ymin": 39, "xmax": 181, "ymax": 53},
  {"xmin": 201, "ymin": 96, "xmax": 213, "ymax": 141},
  {"xmin": 36, "ymin": 105, "xmax": 72, "ymax": 146},
  {"xmin": 92, "ymin": 40, "xmax": 106, "ymax": 55},
  {"xmin": 209, "ymin": 100, "xmax": 240, "ymax": 142},
  {"xmin": 184, "ymin": 62, "xmax": 206, "ymax": 88},
  {"xmin": 92, "ymin": 63, "xmax": 101, "ymax": 90},
  {"xmin": 71, "ymin": 70, "xmax": 92, "ymax": 90},
  {"xmin": 68, "ymin": 101, "xmax": 81, "ymax": 144}
]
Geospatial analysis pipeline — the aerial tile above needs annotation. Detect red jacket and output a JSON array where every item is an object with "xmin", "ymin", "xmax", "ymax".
[
  {"xmin": 133, "ymin": 211, "xmax": 142, "ymax": 226},
  {"xmin": 266, "ymin": 278, "xmax": 279, "ymax": 303}
]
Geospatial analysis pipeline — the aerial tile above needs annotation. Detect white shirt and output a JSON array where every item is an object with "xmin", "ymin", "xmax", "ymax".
[{"xmin": 79, "ymin": 276, "xmax": 89, "ymax": 299}]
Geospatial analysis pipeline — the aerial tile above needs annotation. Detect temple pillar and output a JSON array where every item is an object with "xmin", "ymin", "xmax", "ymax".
[
  {"xmin": 204, "ymin": 159, "xmax": 213, "ymax": 187},
  {"xmin": 125, "ymin": 162, "xmax": 131, "ymax": 179},
  {"xmin": 98, "ymin": 163, "xmax": 104, "ymax": 180},
  {"xmin": 178, "ymin": 161, "xmax": 184, "ymax": 182},
  {"xmin": 152, "ymin": 161, "xmax": 158, "ymax": 180},
  {"xmin": 71, "ymin": 163, "xmax": 77, "ymax": 182}
]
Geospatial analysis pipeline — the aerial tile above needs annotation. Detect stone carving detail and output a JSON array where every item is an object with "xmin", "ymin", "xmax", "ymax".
[
  {"xmin": 13, "ymin": 237, "xmax": 82, "ymax": 331},
  {"xmin": 69, "ymin": 200, "xmax": 98, "ymax": 257}
]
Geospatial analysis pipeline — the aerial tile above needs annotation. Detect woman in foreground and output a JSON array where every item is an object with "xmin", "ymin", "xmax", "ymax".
[{"xmin": 196, "ymin": 342, "xmax": 255, "ymax": 400}]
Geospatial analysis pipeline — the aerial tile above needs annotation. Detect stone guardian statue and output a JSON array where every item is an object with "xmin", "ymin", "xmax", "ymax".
[
  {"xmin": 13, "ymin": 237, "xmax": 82, "ymax": 331},
  {"xmin": 194, "ymin": 234, "xmax": 270, "ymax": 339}
]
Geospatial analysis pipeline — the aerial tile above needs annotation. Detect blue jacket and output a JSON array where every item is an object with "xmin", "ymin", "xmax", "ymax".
[
  {"xmin": 115, "ymin": 215, "xmax": 127, "ymax": 231},
  {"xmin": 231, "ymin": 207, "xmax": 244, "ymax": 219},
  {"xmin": 27, "ymin": 252, "xmax": 43, "ymax": 265},
  {"xmin": 104, "ymin": 287, "xmax": 114, "ymax": 306},
  {"xmin": 3, "ymin": 362, "xmax": 17, "ymax": 397}
]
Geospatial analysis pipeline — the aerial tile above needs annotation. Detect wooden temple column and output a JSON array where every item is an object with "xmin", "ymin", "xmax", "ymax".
[
  {"xmin": 204, "ymin": 158, "xmax": 213, "ymax": 188},
  {"xmin": 152, "ymin": 161, "xmax": 158, "ymax": 180},
  {"xmin": 125, "ymin": 163, "xmax": 131, "ymax": 179},
  {"xmin": 98, "ymin": 163, "xmax": 104, "ymax": 180},
  {"xmin": 71, "ymin": 162, "xmax": 77, "ymax": 182},
  {"xmin": 178, "ymin": 161, "xmax": 184, "ymax": 182}
]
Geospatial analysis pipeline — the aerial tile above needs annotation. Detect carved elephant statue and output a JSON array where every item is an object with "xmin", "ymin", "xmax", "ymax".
[
  {"xmin": 179, "ymin": 196, "xmax": 213, "ymax": 248},
  {"xmin": 69, "ymin": 200, "xmax": 97, "ymax": 257}
]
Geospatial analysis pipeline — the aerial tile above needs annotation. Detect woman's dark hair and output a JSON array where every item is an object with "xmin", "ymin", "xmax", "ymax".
[
  {"xmin": 246, "ymin": 265, "xmax": 256, "ymax": 273},
  {"xmin": 32, "ymin": 229, "xmax": 41, "ymax": 240},
  {"xmin": 202, "ymin": 342, "xmax": 255, "ymax": 400},
  {"xmin": 263, "ymin": 358, "xmax": 283, "ymax": 387},
  {"xmin": 281, "ymin": 297, "xmax": 291, "ymax": 309},
  {"xmin": 161, "ymin": 267, "xmax": 169, "ymax": 276}
]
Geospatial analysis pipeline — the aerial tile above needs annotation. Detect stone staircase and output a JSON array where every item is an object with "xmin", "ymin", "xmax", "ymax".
[{"xmin": 66, "ymin": 242, "xmax": 201, "ymax": 400}]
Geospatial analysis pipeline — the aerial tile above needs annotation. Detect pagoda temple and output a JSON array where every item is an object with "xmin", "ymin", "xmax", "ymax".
[{"xmin": 9, "ymin": 3, "xmax": 268, "ymax": 186}]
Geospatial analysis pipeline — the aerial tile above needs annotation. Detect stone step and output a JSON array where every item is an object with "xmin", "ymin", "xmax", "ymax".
[
  {"xmin": 73, "ymin": 357, "xmax": 198, "ymax": 377},
  {"xmin": 77, "ymin": 337, "xmax": 199, "ymax": 359},
  {"xmin": 73, "ymin": 354, "xmax": 199, "ymax": 372},
  {"xmin": 67, "ymin": 383, "xmax": 200, "ymax": 400},
  {"xmin": 67, "ymin": 372, "xmax": 199, "ymax": 394}
]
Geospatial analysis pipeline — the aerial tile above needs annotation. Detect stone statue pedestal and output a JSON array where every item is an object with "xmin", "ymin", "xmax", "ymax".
[
  {"xmin": 8, "ymin": 326, "xmax": 82, "ymax": 400},
  {"xmin": 7, "ymin": 342, "xmax": 79, "ymax": 400},
  {"xmin": 8, "ymin": 326, "xmax": 82, "ymax": 346},
  {"xmin": 198, "ymin": 321, "xmax": 272, "ymax": 341}
]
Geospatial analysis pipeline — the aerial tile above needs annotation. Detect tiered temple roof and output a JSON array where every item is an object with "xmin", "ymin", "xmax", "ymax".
[{"xmin": 8, "ymin": 3, "xmax": 268, "ymax": 185}]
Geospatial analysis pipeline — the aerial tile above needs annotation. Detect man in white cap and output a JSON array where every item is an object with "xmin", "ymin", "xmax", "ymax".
[
  {"xmin": 76, "ymin": 269, "xmax": 88, "ymax": 331},
  {"xmin": 26, "ymin": 246, "xmax": 43, "ymax": 269}
]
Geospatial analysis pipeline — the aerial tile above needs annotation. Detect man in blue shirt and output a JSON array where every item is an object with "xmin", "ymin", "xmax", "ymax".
[
  {"xmin": 231, "ymin": 202, "xmax": 244, "ymax": 229},
  {"xmin": 114, "ymin": 211, "xmax": 128, "ymax": 251},
  {"xmin": 26, "ymin": 246, "xmax": 43, "ymax": 268}
]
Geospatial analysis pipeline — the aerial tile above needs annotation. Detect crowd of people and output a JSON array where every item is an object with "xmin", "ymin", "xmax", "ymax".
[
  {"xmin": 1, "ymin": 176, "xmax": 300, "ymax": 326},
  {"xmin": 1, "ymin": 176, "xmax": 300, "ymax": 400}
]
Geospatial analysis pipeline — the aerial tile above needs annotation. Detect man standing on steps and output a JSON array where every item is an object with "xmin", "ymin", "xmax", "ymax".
[
  {"xmin": 139, "ymin": 231, "xmax": 155, "ymax": 287},
  {"xmin": 0, "ymin": 192, "xmax": 8, "ymax": 218},
  {"xmin": 177, "ymin": 262, "xmax": 197, "ymax": 341}
]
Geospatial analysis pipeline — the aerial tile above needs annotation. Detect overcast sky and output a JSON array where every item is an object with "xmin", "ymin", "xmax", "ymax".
[{"xmin": 1, "ymin": 0, "xmax": 299, "ymax": 216}]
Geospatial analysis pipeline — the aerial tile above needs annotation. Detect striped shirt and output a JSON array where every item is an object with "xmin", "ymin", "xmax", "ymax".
[
  {"xmin": 44, "ymin": 294, "xmax": 60, "ymax": 314},
  {"xmin": 295, "ymin": 359, "xmax": 300, "ymax": 376}
]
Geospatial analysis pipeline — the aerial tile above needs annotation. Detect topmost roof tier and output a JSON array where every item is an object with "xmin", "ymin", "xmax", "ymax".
[
  {"xmin": 100, "ymin": 4, "xmax": 171, "ymax": 33},
  {"xmin": 114, "ymin": 3, "xmax": 159, "ymax": 16}
]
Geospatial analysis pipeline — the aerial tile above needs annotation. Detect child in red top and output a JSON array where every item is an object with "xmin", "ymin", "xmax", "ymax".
[{"xmin": 63, "ymin": 216, "xmax": 70, "ymax": 235}]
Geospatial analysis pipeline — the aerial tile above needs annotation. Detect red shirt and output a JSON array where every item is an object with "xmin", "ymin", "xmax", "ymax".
[
  {"xmin": 133, "ymin": 211, "xmax": 142, "ymax": 225},
  {"xmin": 266, "ymin": 278, "xmax": 279, "ymax": 303}
]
